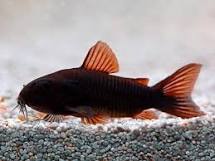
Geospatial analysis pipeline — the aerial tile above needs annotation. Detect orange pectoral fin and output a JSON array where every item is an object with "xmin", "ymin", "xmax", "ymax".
[
  {"xmin": 133, "ymin": 110, "xmax": 158, "ymax": 120},
  {"xmin": 81, "ymin": 114, "xmax": 108, "ymax": 125},
  {"xmin": 40, "ymin": 114, "xmax": 65, "ymax": 122},
  {"xmin": 81, "ymin": 41, "xmax": 119, "ymax": 74},
  {"xmin": 35, "ymin": 112, "xmax": 67, "ymax": 122}
]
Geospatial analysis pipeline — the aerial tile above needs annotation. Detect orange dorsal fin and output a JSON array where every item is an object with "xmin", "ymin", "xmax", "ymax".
[
  {"xmin": 133, "ymin": 110, "xmax": 158, "ymax": 120},
  {"xmin": 135, "ymin": 78, "xmax": 149, "ymax": 86},
  {"xmin": 81, "ymin": 41, "xmax": 119, "ymax": 74},
  {"xmin": 81, "ymin": 114, "xmax": 108, "ymax": 125}
]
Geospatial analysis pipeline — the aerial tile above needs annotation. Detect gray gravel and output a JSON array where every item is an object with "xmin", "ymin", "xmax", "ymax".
[{"xmin": 0, "ymin": 116, "xmax": 215, "ymax": 161}]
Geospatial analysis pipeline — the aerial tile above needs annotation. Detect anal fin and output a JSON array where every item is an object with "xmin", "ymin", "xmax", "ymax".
[{"xmin": 133, "ymin": 109, "xmax": 158, "ymax": 120}]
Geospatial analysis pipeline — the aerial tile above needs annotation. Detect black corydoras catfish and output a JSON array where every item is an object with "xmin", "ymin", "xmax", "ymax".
[{"xmin": 17, "ymin": 41, "xmax": 205, "ymax": 124}]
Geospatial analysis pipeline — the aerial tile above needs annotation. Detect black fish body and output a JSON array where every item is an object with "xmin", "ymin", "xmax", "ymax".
[
  {"xmin": 19, "ymin": 69, "xmax": 153, "ymax": 116},
  {"xmin": 18, "ymin": 41, "xmax": 205, "ymax": 124}
]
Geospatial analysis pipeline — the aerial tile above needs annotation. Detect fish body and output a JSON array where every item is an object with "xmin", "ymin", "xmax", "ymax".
[
  {"xmin": 20, "ymin": 68, "xmax": 160, "ymax": 117},
  {"xmin": 18, "ymin": 41, "xmax": 205, "ymax": 124}
]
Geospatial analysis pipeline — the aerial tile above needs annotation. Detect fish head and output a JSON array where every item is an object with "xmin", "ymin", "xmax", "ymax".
[
  {"xmin": 17, "ymin": 78, "xmax": 58, "ymax": 114},
  {"xmin": 17, "ymin": 75, "xmax": 81, "ymax": 116}
]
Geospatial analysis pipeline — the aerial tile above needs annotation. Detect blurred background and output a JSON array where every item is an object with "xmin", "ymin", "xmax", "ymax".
[{"xmin": 0, "ymin": 0, "xmax": 215, "ymax": 113}]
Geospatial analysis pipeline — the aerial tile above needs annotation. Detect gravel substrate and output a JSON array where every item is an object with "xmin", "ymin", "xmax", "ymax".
[{"xmin": 0, "ymin": 116, "xmax": 214, "ymax": 161}]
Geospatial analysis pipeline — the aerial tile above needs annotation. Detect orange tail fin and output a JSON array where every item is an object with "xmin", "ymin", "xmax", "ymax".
[{"xmin": 153, "ymin": 63, "xmax": 205, "ymax": 118}]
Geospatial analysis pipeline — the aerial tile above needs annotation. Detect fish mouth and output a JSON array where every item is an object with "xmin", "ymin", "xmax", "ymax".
[{"xmin": 16, "ymin": 98, "xmax": 28, "ymax": 119}]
